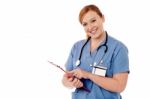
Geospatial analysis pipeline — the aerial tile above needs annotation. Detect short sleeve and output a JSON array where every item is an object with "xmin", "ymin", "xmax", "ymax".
[
  {"xmin": 111, "ymin": 43, "xmax": 130, "ymax": 75},
  {"xmin": 65, "ymin": 44, "xmax": 76, "ymax": 71}
]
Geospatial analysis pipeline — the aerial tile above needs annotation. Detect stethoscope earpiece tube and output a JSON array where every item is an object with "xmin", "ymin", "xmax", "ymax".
[{"xmin": 76, "ymin": 37, "xmax": 91, "ymax": 66}]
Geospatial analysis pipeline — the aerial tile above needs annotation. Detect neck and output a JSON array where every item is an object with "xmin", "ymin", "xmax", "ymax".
[{"xmin": 90, "ymin": 32, "xmax": 106, "ymax": 52}]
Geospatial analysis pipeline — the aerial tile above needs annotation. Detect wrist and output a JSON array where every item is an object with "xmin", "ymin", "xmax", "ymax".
[{"xmin": 86, "ymin": 72, "xmax": 92, "ymax": 79}]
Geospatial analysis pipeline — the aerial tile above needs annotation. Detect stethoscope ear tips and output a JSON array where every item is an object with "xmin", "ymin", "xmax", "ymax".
[{"xmin": 76, "ymin": 60, "xmax": 80, "ymax": 66}]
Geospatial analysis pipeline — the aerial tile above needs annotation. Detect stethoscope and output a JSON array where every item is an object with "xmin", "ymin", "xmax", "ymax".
[{"xmin": 75, "ymin": 31, "xmax": 108, "ymax": 67}]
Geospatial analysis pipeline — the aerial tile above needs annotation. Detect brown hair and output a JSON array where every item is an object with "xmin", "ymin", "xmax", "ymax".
[{"xmin": 79, "ymin": 4, "xmax": 103, "ymax": 24}]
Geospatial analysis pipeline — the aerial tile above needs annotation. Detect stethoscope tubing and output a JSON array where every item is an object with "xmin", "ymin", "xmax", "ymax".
[{"xmin": 76, "ymin": 31, "xmax": 108, "ymax": 67}]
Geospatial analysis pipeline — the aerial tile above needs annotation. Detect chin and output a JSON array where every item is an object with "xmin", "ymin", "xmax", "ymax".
[{"xmin": 90, "ymin": 36, "xmax": 97, "ymax": 39}]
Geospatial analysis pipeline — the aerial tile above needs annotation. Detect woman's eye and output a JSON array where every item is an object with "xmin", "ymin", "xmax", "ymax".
[
  {"xmin": 82, "ymin": 23, "xmax": 87, "ymax": 27},
  {"xmin": 91, "ymin": 19, "xmax": 96, "ymax": 23}
]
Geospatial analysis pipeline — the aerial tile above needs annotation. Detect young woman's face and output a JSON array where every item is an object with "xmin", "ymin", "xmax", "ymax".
[{"xmin": 82, "ymin": 11, "xmax": 105, "ymax": 39}]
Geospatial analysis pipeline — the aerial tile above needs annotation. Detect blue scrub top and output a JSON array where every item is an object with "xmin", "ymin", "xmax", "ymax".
[{"xmin": 65, "ymin": 35, "xmax": 129, "ymax": 99}]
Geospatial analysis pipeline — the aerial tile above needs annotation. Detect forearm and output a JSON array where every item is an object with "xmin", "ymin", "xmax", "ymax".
[{"xmin": 87, "ymin": 72, "xmax": 128, "ymax": 93}]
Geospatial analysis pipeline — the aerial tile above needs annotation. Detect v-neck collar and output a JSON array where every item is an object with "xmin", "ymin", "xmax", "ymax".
[
  {"xmin": 84, "ymin": 36, "xmax": 108, "ymax": 66},
  {"xmin": 88, "ymin": 36, "xmax": 106, "ymax": 55}
]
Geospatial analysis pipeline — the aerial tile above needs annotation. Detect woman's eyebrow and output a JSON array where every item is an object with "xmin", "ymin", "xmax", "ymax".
[
  {"xmin": 90, "ymin": 17, "xmax": 96, "ymax": 21},
  {"xmin": 82, "ymin": 17, "xmax": 96, "ymax": 23}
]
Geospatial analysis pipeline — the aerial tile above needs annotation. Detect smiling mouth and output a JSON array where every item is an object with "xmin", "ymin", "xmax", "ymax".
[{"xmin": 90, "ymin": 29, "xmax": 97, "ymax": 35}]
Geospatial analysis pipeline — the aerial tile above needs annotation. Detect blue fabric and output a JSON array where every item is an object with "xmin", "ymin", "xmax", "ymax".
[{"xmin": 65, "ymin": 35, "xmax": 129, "ymax": 99}]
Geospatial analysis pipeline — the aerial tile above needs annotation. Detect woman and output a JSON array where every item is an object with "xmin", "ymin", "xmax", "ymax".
[{"xmin": 62, "ymin": 4, "xmax": 129, "ymax": 99}]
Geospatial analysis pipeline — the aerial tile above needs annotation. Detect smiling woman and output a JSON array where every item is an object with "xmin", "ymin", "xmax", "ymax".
[
  {"xmin": 62, "ymin": 4, "xmax": 130, "ymax": 99},
  {"xmin": 1, "ymin": 0, "xmax": 150, "ymax": 99},
  {"xmin": 79, "ymin": 4, "xmax": 104, "ymax": 40}
]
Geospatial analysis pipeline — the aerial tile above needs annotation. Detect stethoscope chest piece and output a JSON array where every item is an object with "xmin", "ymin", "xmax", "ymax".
[{"xmin": 75, "ymin": 60, "xmax": 80, "ymax": 66}]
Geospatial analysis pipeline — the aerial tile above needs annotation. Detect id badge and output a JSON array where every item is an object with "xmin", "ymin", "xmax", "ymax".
[{"xmin": 92, "ymin": 66, "xmax": 107, "ymax": 77}]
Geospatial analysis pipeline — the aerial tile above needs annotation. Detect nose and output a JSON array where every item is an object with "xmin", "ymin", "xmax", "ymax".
[{"xmin": 87, "ymin": 24, "xmax": 93, "ymax": 31}]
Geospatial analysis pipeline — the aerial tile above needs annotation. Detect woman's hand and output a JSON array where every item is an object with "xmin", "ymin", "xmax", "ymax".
[
  {"xmin": 62, "ymin": 72, "xmax": 83, "ymax": 88},
  {"xmin": 70, "ymin": 68, "xmax": 90, "ymax": 79}
]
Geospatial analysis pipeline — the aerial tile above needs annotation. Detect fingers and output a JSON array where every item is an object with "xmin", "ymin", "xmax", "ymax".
[
  {"xmin": 73, "ymin": 72, "xmax": 82, "ymax": 79},
  {"xmin": 70, "ymin": 68, "xmax": 83, "ymax": 79},
  {"xmin": 63, "ymin": 72, "xmax": 83, "ymax": 88},
  {"xmin": 71, "ymin": 68, "xmax": 89, "ymax": 79},
  {"xmin": 65, "ymin": 70, "xmax": 81, "ymax": 79},
  {"xmin": 72, "ymin": 78, "xmax": 83, "ymax": 88},
  {"xmin": 62, "ymin": 74, "xmax": 73, "ymax": 88}
]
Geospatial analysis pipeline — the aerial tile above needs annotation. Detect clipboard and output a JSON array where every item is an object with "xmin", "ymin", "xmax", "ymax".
[{"xmin": 48, "ymin": 61, "xmax": 91, "ymax": 93}]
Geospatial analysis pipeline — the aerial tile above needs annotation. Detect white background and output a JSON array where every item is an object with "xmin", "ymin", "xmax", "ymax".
[{"xmin": 0, "ymin": 0, "xmax": 150, "ymax": 99}]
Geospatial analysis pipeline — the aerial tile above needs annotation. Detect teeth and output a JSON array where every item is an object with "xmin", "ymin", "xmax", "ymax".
[{"xmin": 90, "ymin": 30, "xmax": 96, "ymax": 34}]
